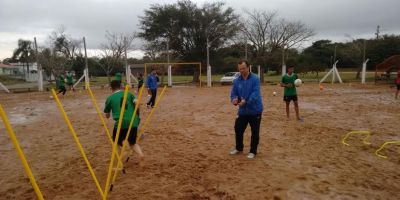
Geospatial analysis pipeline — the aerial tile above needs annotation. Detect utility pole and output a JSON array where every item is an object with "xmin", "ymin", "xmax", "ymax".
[
  {"xmin": 83, "ymin": 37, "xmax": 89, "ymax": 89},
  {"xmin": 167, "ymin": 19, "xmax": 173, "ymax": 87},
  {"xmin": 245, "ymin": 36, "xmax": 248, "ymax": 60},
  {"xmin": 375, "ymin": 25, "xmax": 380, "ymax": 39},
  {"xmin": 206, "ymin": 37, "xmax": 210, "ymax": 70},
  {"xmin": 363, "ymin": 40, "xmax": 366, "ymax": 61},
  {"xmin": 334, "ymin": 44, "xmax": 337, "ymax": 62},
  {"xmin": 167, "ymin": 36, "xmax": 170, "ymax": 63},
  {"xmin": 34, "ymin": 37, "xmax": 43, "ymax": 92},
  {"xmin": 167, "ymin": 19, "xmax": 174, "ymax": 63}
]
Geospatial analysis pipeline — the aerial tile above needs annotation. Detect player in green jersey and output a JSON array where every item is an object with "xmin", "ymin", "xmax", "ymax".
[
  {"xmin": 104, "ymin": 80, "xmax": 144, "ymax": 163},
  {"xmin": 280, "ymin": 66, "xmax": 302, "ymax": 121}
]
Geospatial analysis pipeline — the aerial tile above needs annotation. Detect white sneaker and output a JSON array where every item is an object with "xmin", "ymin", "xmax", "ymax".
[
  {"xmin": 229, "ymin": 149, "xmax": 242, "ymax": 155},
  {"xmin": 247, "ymin": 153, "xmax": 255, "ymax": 159}
]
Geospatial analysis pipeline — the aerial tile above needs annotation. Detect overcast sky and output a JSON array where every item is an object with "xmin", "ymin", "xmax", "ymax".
[{"xmin": 1, "ymin": 0, "xmax": 399, "ymax": 60}]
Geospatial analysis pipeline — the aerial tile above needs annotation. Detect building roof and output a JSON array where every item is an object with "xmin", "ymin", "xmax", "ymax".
[
  {"xmin": 376, "ymin": 55, "xmax": 400, "ymax": 72},
  {"xmin": 0, "ymin": 63, "xmax": 16, "ymax": 68}
]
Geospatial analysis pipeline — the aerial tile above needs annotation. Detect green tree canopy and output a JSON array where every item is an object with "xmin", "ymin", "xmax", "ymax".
[{"xmin": 138, "ymin": 0, "xmax": 240, "ymax": 64}]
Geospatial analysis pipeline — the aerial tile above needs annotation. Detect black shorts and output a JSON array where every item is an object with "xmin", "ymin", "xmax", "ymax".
[
  {"xmin": 284, "ymin": 95, "xmax": 298, "ymax": 102},
  {"xmin": 397, "ymin": 84, "xmax": 400, "ymax": 90},
  {"xmin": 67, "ymin": 83, "xmax": 73, "ymax": 86},
  {"xmin": 112, "ymin": 127, "xmax": 138, "ymax": 146},
  {"xmin": 59, "ymin": 86, "xmax": 66, "ymax": 91}
]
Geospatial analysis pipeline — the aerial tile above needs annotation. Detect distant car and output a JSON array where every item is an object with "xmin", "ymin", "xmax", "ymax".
[{"xmin": 220, "ymin": 72, "xmax": 240, "ymax": 85}]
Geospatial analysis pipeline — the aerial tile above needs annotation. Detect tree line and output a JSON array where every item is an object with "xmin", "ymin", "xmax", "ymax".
[{"xmin": 2, "ymin": 0, "xmax": 400, "ymax": 79}]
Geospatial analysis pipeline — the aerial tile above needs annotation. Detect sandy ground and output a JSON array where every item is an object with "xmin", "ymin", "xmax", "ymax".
[{"xmin": 0, "ymin": 83, "xmax": 399, "ymax": 200}]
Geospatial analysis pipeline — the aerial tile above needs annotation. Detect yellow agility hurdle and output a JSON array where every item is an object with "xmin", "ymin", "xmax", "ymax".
[
  {"xmin": 109, "ymin": 84, "xmax": 146, "ymax": 191},
  {"xmin": 103, "ymin": 86, "xmax": 129, "ymax": 200},
  {"xmin": 342, "ymin": 131, "xmax": 371, "ymax": 146},
  {"xmin": 86, "ymin": 85, "xmax": 125, "ymax": 171},
  {"xmin": 0, "ymin": 104, "xmax": 45, "ymax": 200},
  {"xmin": 51, "ymin": 89, "xmax": 104, "ymax": 198},
  {"xmin": 375, "ymin": 141, "xmax": 400, "ymax": 159}
]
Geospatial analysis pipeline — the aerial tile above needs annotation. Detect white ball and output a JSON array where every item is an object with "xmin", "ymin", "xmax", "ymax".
[
  {"xmin": 49, "ymin": 96, "xmax": 53, "ymax": 99},
  {"xmin": 294, "ymin": 79, "xmax": 302, "ymax": 87},
  {"xmin": 273, "ymin": 91, "xmax": 277, "ymax": 96}
]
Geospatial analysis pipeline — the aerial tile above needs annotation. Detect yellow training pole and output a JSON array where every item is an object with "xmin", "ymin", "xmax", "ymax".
[
  {"xmin": 136, "ymin": 85, "xmax": 167, "ymax": 143},
  {"xmin": 87, "ymin": 86, "xmax": 124, "ymax": 168},
  {"xmin": 103, "ymin": 86, "xmax": 129, "ymax": 200},
  {"xmin": 51, "ymin": 89, "xmax": 104, "ymax": 198},
  {"xmin": 110, "ymin": 84, "xmax": 145, "ymax": 189},
  {"xmin": 0, "ymin": 105, "xmax": 45, "ymax": 200}
]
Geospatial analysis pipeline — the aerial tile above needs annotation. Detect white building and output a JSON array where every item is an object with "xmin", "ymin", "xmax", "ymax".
[
  {"xmin": 8, "ymin": 62, "xmax": 39, "ymax": 82},
  {"xmin": 0, "ymin": 63, "xmax": 20, "ymax": 75}
]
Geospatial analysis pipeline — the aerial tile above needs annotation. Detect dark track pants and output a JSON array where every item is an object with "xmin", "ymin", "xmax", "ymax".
[
  {"xmin": 147, "ymin": 89, "xmax": 157, "ymax": 107},
  {"xmin": 234, "ymin": 114, "xmax": 262, "ymax": 154}
]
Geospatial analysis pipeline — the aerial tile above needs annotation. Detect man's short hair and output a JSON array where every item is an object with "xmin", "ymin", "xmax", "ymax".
[
  {"xmin": 288, "ymin": 65, "xmax": 295, "ymax": 69},
  {"xmin": 110, "ymin": 80, "xmax": 121, "ymax": 90},
  {"xmin": 238, "ymin": 60, "xmax": 250, "ymax": 67}
]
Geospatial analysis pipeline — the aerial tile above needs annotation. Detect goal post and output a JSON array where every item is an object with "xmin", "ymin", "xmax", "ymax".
[{"xmin": 144, "ymin": 62, "xmax": 202, "ymax": 87}]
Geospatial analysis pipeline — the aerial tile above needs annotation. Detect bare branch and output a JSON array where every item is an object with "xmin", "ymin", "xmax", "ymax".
[{"xmin": 99, "ymin": 31, "xmax": 136, "ymax": 78}]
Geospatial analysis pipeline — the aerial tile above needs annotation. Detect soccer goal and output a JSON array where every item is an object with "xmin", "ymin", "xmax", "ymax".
[{"xmin": 144, "ymin": 62, "xmax": 202, "ymax": 87}]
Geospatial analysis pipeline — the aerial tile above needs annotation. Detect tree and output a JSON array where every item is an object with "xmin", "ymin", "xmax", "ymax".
[
  {"xmin": 241, "ymin": 10, "xmax": 314, "ymax": 72},
  {"xmin": 366, "ymin": 35, "xmax": 400, "ymax": 69},
  {"xmin": 138, "ymin": 0, "xmax": 239, "ymax": 68},
  {"xmin": 143, "ymin": 40, "xmax": 165, "ymax": 60},
  {"xmin": 49, "ymin": 26, "xmax": 82, "ymax": 60},
  {"xmin": 240, "ymin": 10, "xmax": 276, "ymax": 66},
  {"xmin": 33, "ymin": 26, "xmax": 84, "ymax": 80},
  {"xmin": 12, "ymin": 39, "xmax": 35, "ymax": 78},
  {"xmin": 99, "ymin": 31, "xmax": 136, "ymax": 82},
  {"xmin": 2, "ymin": 58, "xmax": 12, "ymax": 64},
  {"xmin": 37, "ymin": 48, "xmax": 52, "ymax": 76}
]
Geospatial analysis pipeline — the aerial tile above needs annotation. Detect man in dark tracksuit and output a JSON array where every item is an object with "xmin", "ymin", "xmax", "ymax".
[
  {"xmin": 230, "ymin": 60, "xmax": 263, "ymax": 159},
  {"xmin": 146, "ymin": 69, "xmax": 158, "ymax": 108}
]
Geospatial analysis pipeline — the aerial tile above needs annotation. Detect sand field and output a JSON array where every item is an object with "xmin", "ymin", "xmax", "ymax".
[{"xmin": 0, "ymin": 83, "xmax": 399, "ymax": 199}]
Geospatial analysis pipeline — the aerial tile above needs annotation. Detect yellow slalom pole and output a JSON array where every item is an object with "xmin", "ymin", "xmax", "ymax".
[
  {"xmin": 109, "ymin": 84, "xmax": 145, "ymax": 190},
  {"xmin": 51, "ymin": 89, "xmax": 104, "ymax": 198},
  {"xmin": 341, "ymin": 131, "xmax": 371, "ymax": 146},
  {"xmin": 103, "ymin": 86, "xmax": 129, "ymax": 200},
  {"xmin": 375, "ymin": 141, "xmax": 400, "ymax": 159},
  {"xmin": 136, "ymin": 85, "xmax": 167, "ymax": 143},
  {"xmin": 0, "ymin": 105, "xmax": 45, "ymax": 200},
  {"xmin": 87, "ymin": 86, "xmax": 124, "ymax": 169}
]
